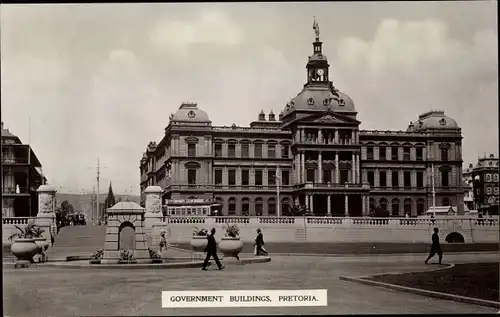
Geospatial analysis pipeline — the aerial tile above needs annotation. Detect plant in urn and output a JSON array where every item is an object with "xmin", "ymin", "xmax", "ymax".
[{"xmin": 218, "ymin": 224, "xmax": 243, "ymax": 260}]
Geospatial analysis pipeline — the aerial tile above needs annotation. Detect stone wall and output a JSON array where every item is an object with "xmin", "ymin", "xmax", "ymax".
[{"xmin": 147, "ymin": 216, "xmax": 499, "ymax": 246}]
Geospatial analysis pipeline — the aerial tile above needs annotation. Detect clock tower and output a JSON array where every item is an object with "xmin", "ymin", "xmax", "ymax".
[{"xmin": 305, "ymin": 18, "xmax": 330, "ymax": 86}]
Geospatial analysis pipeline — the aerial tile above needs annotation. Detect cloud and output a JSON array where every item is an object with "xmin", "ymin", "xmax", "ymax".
[
  {"xmin": 150, "ymin": 8, "xmax": 244, "ymax": 55},
  {"xmin": 334, "ymin": 18, "xmax": 498, "ymax": 164}
]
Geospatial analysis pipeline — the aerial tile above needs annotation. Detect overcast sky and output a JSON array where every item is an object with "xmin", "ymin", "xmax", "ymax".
[{"xmin": 1, "ymin": 2, "xmax": 497, "ymax": 195}]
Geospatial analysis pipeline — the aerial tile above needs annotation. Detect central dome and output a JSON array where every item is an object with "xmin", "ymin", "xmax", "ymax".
[
  {"xmin": 283, "ymin": 85, "xmax": 356, "ymax": 117},
  {"xmin": 171, "ymin": 102, "xmax": 210, "ymax": 123}
]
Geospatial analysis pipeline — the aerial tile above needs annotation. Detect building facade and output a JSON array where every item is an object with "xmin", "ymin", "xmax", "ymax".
[
  {"xmin": 2, "ymin": 122, "xmax": 47, "ymax": 217},
  {"xmin": 139, "ymin": 25, "xmax": 465, "ymax": 217},
  {"xmin": 468, "ymin": 154, "xmax": 499, "ymax": 215}
]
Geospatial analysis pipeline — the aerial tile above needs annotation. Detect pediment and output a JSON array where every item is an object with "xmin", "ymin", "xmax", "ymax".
[
  {"xmin": 185, "ymin": 135, "xmax": 199, "ymax": 144},
  {"xmin": 300, "ymin": 110, "xmax": 359, "ymax": 125}
]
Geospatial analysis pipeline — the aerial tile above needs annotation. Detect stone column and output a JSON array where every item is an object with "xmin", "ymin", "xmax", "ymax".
[
  {"xmin": 305, "ymin": 194, "xmax": 309, "ymax": 209},
  {"xmin": 327, "ymin": 194, "xmax": 331, "ymax": 216},
  {"xmin": 144, "ymin": 186, "xmax": 163, "ymax": 240},
  {"xmin": 318, "ymin": 152, "xmax": 323, "ymax": 184},
  {"xmin": 318, "ymin": 129, "xmax": 322, "ymax": 144},
  {"xmin": 356, "ymin": 153, "xmax": 360, "ymax": 183},
  {"xmin": 301, "ymin": 152, "xmax": 305, "ymax": 183},
  {"xmin": 335, "ymin": 129, "xmax": 339, "ymax": 144},
  {"xmin": 36, "ymin": 185, "xmax": 57, "ymax": 237},
  {"xmin": 310, "ymin": 195, "xmax": 314, "ymax": 213},
  {"xmin": 351, "ymin": 130, "xmax": 355, "ymax": 145},
  {"xmin": 300, "ymin": 129, "xmax": 305, "ymax": 143},
  {"xmin": 344, "ymin": 194, "xmax": 349, "ymax": 217},
  {"xmin": 335, "ymin": 152, "xmax": 339, "ymax": 183},
  {"xmin": 351, "ymin": 152, "xmax": 355, "ymax": 183}
]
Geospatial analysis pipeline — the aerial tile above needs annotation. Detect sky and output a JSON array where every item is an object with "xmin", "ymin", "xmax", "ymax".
[{"xmin": 1, "ymin": 2, "xmax": 498, "ymax": 195}]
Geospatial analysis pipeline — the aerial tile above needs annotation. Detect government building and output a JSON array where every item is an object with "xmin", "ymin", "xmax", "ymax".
[{"xmin": 139, "ymin": 23, "xmax": 465, "ymax": 217}]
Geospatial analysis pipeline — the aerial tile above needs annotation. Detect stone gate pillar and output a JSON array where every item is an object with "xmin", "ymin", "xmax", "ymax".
[
  {"xmin": 144, "ymin": 186, "xmax": 163, "ymax": 235},
  {"xmin": 36, "ymin": 184, "xmax": 57, "ymax": 237}
]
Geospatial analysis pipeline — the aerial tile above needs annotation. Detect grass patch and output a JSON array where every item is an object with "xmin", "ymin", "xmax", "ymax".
[
  {"xmin": 172, "ymin": 242, "xmax": 499, "ymax": 255},
  {"xmin": 368, "ymin": 262, "xmax": 499, "ymax": 302}
]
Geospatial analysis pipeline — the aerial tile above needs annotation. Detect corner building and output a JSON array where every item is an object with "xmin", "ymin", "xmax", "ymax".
[{"xmin": 140, "ymin": 31, "xmax": 465, "ymax": 217}]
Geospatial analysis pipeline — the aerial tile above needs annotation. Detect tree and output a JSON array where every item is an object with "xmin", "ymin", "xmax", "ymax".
[
  {"xmin": 59, "ymin": 200, "xmax": 75, "ymax": 218},
  {"xmin": 369, "ymin": 205, "xmax": 389, "ymax": 218},
  {"xmin": 104, "ymin": 182, "xmax": 116, "ymax": 209}
]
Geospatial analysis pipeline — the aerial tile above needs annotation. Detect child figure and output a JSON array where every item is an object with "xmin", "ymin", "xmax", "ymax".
[{"xmin": 159, "ymin": 230, "xmax": 167, "ymax": 253}]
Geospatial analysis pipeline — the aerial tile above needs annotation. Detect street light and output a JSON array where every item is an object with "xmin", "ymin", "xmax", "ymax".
[{"xmin": 274, "ymin": 166, "xmax": 281, "ymax": 217}]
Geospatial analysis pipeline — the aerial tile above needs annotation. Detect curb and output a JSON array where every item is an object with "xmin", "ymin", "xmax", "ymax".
[
  {"xmin": 3, "ymin": 256, "xmax": 271, "ymax": 270},
  {"xmin": 339, "ymin": 264, "xmax": 500, "ymax": 309}
]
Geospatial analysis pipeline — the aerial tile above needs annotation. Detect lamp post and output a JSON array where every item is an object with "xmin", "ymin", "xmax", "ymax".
[{"xmin": 274, "ymin": 166, "xmax": 281, "ymax": 217}]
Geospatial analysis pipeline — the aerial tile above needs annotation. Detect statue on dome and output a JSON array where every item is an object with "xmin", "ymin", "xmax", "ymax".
[{"xmin": 313, "ymin": 17, "xmax": 320, "ymax": 41}]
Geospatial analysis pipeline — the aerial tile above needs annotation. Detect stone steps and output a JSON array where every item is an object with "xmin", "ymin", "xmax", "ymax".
[{"xmin": 294, "ymin": 228, "xmax": 307, "ymax": 243}]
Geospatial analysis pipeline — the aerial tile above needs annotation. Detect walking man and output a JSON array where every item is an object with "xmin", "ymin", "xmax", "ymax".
[
  {"xmin": 425, "ymin": 227, "xmax": 443, "ymax": 265},
  {"xmin": 202, "ymin": 228, "xmax": 225, "ymax": 271},
  {"xmin": 254, "ymin": 228, "xmax": 268, "ymax": 256}
]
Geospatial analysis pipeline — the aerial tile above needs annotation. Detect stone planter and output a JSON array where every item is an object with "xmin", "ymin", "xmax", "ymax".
[
  {"xmin": 118, "ymin": 259, "xmax": 137, "ymax": 264},
  {"xmin": 10, "ymin": 238, "xmax": 41, "ymax": 263},
  {"xmin": 151, "ymin": 258, "xmax": 163, "ymax": 264},
  {"xmin": 218, "ymin": 237, "xmax": 243, "ymax": 259},
  {"xmin": 89, "ymin": 259, "xmax": 101, "ymax": 264},
  {"xmin": 190, "ymin": 236, "xmax": 208, "ymax": 252}
]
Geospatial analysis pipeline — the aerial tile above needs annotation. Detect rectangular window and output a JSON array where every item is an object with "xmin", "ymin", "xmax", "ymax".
[
  {"xmin": 215, "ymin": 170, "xmax": 222, "ymax": 185},
  {"xmin": 367, "ymin": 147, "xmax": 374, "ymax": 160},
  {"xmin": 281, "ymin": 145, "xmax": 289, "ymax": 158},
  {"xmin": 380, "ymin": 171, "xmax": 387, "ymax": 187},
  {"xmin": 188, "ymin": 144, "xmax": 196, "ymax": 157},
  {"xmin": 215, "ymin": 144, "xmax": 222, "ymax": 157},
  {"xmin": 228, "ymin": 203, "xmax": 236, "ymax": 215},
  {"xmin": 307, "ymin": 169, "xmax": 315, "ymax": 182},
  {"xmin": 241, "ymin": 169, "xmax": 249, "ymax": 186},
  {"xmin": 404, "ymin": 171, "xmax": 411, "ymax": 187},
  {"xmin": 228, "ymin": 144, "xmax": 236, "ymax": 157},
  {"xmin": 379, "ymin": 147, "xmax": 386, "ymax": 161},
  {"xmin": 241, "ymin": 143, "xmax": 249, "ymax": 158},
  {"xmin": 254, "ymin": 143, "xmax": 262, "ymax": 158},
  {"xmin": 282, "ymin": 170, "xmax": 290, "ymax": 186},
  {"xmin": 267, "ymin": 144, "xmax": 276, "ymax": 158},
  {"xmin": 188, "ymin": 169, "xmax": 196, "ymax": 185},
  {"xmin": 441, "ymin": 148, "xmax": 448, "ymax": 161},
  {"xmin": 392, "ymin": 171, "xmax": 399, "ymax": 187},
  {"xmin": 403, "ymin": 147, "xmax": 411, "ymax": 161},
  {"xmin": 441, "ymin": 171, "xmax": 449, "ymax": 187},
  {"xmin": 417, "ymin": 171, "xmax": 424, "ymax": 188},
  {"xmin": 228, "ymin": 169, "xmax": 236, "ymax": 185},
  {"xmin": 255, "ymin": 170, "xmax": 263, "ymax": 186},
  {"xmin": 340, "ymin": 170, "xmax": 349, "ymax": 184},
  {"xmin": 268, "ymin": 170, "xmax": 276, "ymax": 185},
  {"xmin": 391, "ymin": 147, "xmax": 398, "ymax": 160},
  {"xmin": 367, "ymin": 171, "xmax": 374, "ymax": 187},
  {"xmin": 416, "ymin": 148, "xmax": 423, "ymax": 161}
]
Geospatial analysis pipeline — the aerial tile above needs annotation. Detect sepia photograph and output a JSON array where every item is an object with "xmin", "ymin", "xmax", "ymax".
[{"xmin": 1, "ymin": 1, "xmax": 498, "ymax": 315}]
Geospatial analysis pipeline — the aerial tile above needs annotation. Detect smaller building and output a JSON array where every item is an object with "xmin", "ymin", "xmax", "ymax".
[
  {"xmin": 468, "ymin": 154, "xmax": 499, "ymax": 215},
  {"xmin": 2, "ymin": 122, "xmax": 47, "ymax": 217}
]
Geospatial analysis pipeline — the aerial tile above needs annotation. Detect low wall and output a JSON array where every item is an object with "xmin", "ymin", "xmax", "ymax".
[
  {"xmin": 2, "ymin": 217, "xmax": 54, "ymax": 245},
  {"xmin": 147, "ymin": 216, "xmax": 499, "ymax": 246}
]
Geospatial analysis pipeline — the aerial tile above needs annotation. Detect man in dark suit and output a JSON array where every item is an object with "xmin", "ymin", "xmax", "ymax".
[
  {"xmin": 254, "ymin": 228, "xmax": 268, "ymax": 256},
  {"xmin": 202, "ymin": 228, "xmax": 225, "ymax": 271},
  {"xmin": 425, "ymin": 227, "xmax": 443, "ymax": 265}
]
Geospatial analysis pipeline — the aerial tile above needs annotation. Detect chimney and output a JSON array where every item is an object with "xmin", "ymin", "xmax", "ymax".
[{"xmin": 269, "ymin": 110, "xmax": 276, "ymax": 121}]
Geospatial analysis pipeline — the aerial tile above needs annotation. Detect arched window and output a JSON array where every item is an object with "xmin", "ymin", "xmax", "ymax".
[
  {"xmin": 486, "ymin": 174, "xmax": 492, "ymax": 182},
  {"xmin": 241, "ymin": 198, "xmax": 250, "ymax": 216},
  {"xmin": 442, "ymin": 197, "xmax": 450, "ymax": 206},
  {"xmin": 369, "ymin": 198, "xmax": 376, "ymax": 212},
  {"xmin": 487, "ymin": 187, "xmax": 492, "ymax": 195},
  {"xmin": 391, "ymin": 198, "xmax": 400, "ymax": 217},
  {"xmin": 281, "ymin": 198, "xmax": 290, "ymax": 216},
  {"xmin": 417, "ymin": 199, "xmax": 425, "ymax": 216},
  {"xmin": 255, "ymin": 198, "xmax": 263, "ymax": 216},
  {"xmin": 379, "ymin": 198, "xmax": 388, "ymax": 212},
  {"xmin": 494, "ymin": 174, "xmax": 499, "ymax": 182},
  {"xmin": 268, "ymin": 198, "xmax": 277, "ymax": 216},
  {"xmin": 228, "ymin": 197, "xmax": 237, "ymax": 216},
  {"xmin": 215, "ymin": 197, "xmax": 224, "ymax": 215},
  {"xmin": 404, "ymin": 198, "xmax": 412, "ymax": 216}
]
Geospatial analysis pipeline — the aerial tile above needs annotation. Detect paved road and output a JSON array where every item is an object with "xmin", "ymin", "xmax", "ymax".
[{"xmin": 4, "ymin": 253, "xmax": 498, "ymax": 316}]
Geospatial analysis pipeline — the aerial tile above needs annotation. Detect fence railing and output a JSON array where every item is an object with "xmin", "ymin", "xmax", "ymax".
[
  {"xmin": 2, "ymin": 186, "xmax": 30, "ymax": 194},
  {"xmin": 2, "ymin": 217, "xmax": 36, "ymax": 225}
]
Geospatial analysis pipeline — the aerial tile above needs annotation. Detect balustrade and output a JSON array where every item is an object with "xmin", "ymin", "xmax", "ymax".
[
  {"xmin": 352, "ymin": 218, "xmax": 389, "ymax": 225},
  {"xmin": 168, "ymin": 217, "xmax": 206, "ymax": 224},
  {"xmin": 2, "ymin": 217, "xmax": 34, "ymax": 225},
  {"xmin": 307, "ymin": 217, "xmax": 343, "ymax": 225},
  {"xmin": 215, "ymin": 217, "xmax": 250, "ymax": 224},
  {"xmin": 259, "ymin": 217, "xmax": 295, "ymax": 224}
]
